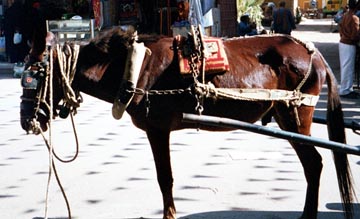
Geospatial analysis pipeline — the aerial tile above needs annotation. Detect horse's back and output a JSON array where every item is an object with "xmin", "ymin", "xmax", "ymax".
[{"xmin": 221, "ymin": 35, "xmax": 319, "ymax": 91}]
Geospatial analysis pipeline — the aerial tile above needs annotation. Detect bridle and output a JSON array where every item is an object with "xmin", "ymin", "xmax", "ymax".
[
  {"xmin": 20, "ymin": 43, "xmax": 82, "ymax": 134},
  {"xmin": 20, "ymin": 46, "xmax": 52, "ymax": 134}
]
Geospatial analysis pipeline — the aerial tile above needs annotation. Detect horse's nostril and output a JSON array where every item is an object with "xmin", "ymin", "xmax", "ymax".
[
  {"xmin": 20, "ymin": 115, "xmax": 47, "ymax": 134},
  {"xmin": 20, "ymin": 101, "xmax": 35, "ymax": 133},
  {"xmin": 20, "ymin": 117, "xmax": 31, "ymax": 133},
  {"xmin": 59, "ymin": 105, "xmax": 70, "ymax": 119},
  {"xmin": 20, "ymin": 99, "xmax": 49, "ymax": 134}
]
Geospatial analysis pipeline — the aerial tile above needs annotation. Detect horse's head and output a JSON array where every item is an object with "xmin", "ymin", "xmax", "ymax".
[
  {"xmin": 20, "ymin": 27, "xmax": 147, "ymax": 133},
  {"xmin": 20, "ymin": 32, "xmax": 82, "ymax": 134}
]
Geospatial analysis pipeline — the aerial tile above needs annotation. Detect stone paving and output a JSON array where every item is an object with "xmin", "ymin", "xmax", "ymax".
[{"xmin": 0, "ymin": 18, "xmax": 359, "ymax": 219}]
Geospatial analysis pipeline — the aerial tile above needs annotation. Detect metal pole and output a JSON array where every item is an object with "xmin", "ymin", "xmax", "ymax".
[
  {"xmin": 90, "ymin": 19, "xmax": 95, "ymax": 38},
  {"xmin": 182, "ymin": 113, "xmax": 360, "ymax": 156},
  {"xmin": 313, "ymin": 116, "xmax": 360, "ymax": 132}
]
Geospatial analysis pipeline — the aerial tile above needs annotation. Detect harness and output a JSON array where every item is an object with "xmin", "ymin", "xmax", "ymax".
[
  {"xmin": 113, "ymin": 26, "xmax": 319, "ymax": 126},
  {"xmin": 20, "ymin": 48, "xmax": 51, "ymax": 134},
  {"xmin": 24, "ymin": 27, "xmax": 318, "ymax": 130},
  {"xmin": 112, "ymin": 33, "xmax": 151, "ymax": 119},
  {"xmin": 20, "ymin": 43, "xmax": 82, "ymax": 134}
]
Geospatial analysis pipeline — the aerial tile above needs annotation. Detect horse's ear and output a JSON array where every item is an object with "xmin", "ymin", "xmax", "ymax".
[
  {"xmin": 46, "ymin": 32, "xmax": 56, "ymax": 46},
  {"xmin": 29, "ymin": 31, "xmax": 55, "ymax": 62},
  {"xmin": 29, "ymin": 24, "xmax": 48, "ymax": 61},
  {"xmin": 132, "ymin": 31, "xmax": 138, "ymax": 42}
]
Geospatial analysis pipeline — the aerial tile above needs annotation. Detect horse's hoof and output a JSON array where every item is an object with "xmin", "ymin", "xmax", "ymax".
[
  {"xmin": 297, "ymin": 214, "xmax": 317, "ymax": 219},
  {"xmin": 163, "ymin": 215, "xmax": 176, "ymax": 219},
  {"xmin": 164, "ymin": 207, "xmax": 176, "ymax": 219}
]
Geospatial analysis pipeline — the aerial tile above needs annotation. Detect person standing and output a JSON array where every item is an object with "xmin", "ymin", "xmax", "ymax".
[
  {"xmin": 338, "ymin": 0, "xmax": 360, "ymax": 99},
  {"xmin": 272, "ymin": 1, "xmax": 296, "ymax": 35},
  {"xmin": 4, "ymin": 0, "xmax": 28, "ymax": 63}
]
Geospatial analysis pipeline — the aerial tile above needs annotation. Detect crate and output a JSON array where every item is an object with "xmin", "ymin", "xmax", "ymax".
[{"xmin": 46, "ymin": 19, "xmax": 96, "ymax": 42}]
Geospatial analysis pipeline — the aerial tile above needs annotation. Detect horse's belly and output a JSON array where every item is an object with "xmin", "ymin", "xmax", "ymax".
[
  {"xmin": 202, "ymin": 99, "xmax": 273, "ymax": 123},
  {"xmin": 175, "ymin": 99, "xmax": 274, "ymax": 131},
  {"xmin": 129, "ymin": 95, "xmax": 273, "ymax": 132},
  {"xmin": 179, "ymin": 100, "xmax": 273, "ymax": 131}
]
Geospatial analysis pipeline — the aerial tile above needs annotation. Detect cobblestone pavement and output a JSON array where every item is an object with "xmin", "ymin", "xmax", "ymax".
[{"xmin": 0, "ymin": 18, "xmax": 359, "ymax": 219}]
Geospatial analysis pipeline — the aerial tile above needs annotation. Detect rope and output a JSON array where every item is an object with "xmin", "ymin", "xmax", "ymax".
[
  {"xmin": 44, "ymin": 46, "xmax": 72, "ymax": 219},
  {"xmin": 44, "ymin": 46, "xmax": 54, "ymax": 219},
  {"xmin": 193, "ymin": 82, "xmax": 319, "ymax": 107},
  {"xmin": 56, "ymin": 44, "xmax": 81, "ymax": 110},
  {"xmin": 31, "ymin": 43, "xmax": 82, "ymax": 219},
  {"xmin": 39, "ymin": 127, "xmax": 72, "ymax": 219},
  {"xmin": 296, "ymin": 51, "xmax": 315, "ymax": 91},
  {"xmin": 293, "ymin": 50, "xmax": 316, "ymax": 126}
]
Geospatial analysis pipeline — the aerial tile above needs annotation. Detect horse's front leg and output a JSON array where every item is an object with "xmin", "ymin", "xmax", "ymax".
[{"xmin": 146, "ymin": 126, "xmax": 176, "ymax": 219}]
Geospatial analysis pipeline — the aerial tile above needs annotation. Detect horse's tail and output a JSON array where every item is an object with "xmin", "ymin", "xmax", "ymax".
[{"xmin": 322, "ymin": 52, "xmax": 355, "ymax": 219}]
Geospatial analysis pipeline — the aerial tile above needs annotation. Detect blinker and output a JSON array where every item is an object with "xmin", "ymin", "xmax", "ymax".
[
  {"xmin": 21, "ymin": 69, "xmax": 43, "ymax": 89},
  {"xmin": 59, "ymin": 104, "xmax": 70, "ymax": 119}
]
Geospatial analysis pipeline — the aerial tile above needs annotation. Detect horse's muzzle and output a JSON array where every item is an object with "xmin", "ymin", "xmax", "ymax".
[{"xmin": 20, "ymin": 90, "xmax": 49, "ymax": 134}]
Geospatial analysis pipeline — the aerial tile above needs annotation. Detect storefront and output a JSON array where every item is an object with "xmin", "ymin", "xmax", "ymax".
[
  {"xmin": 0, "ymin": 1, "xmax": 8, "ymax": 60},
  {"xmin": 70, "ymin": 0, "xmax": 237, "ymax": 37},
  {"xmin": 0, "ymin": 0, "xmax": 239, "ymax": 62}
]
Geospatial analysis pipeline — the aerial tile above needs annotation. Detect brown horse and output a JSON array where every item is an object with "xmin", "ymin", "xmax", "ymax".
[{"xmin": 20, "ymin": 27, "xmax": 355, "ymax": 219}]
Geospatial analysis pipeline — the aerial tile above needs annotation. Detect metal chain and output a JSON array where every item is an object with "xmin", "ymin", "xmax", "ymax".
[
  {"xmin": 128, "ymin": 26, "xmax": 206, "ymax": 116},
  {"xmin": 130, "ymin": 87, "xmax": 193, "ymax": 117},
  {"xmin": 132, "ymin": 87, "xmax": 192, "ymax": 96},
  {"xmin": 189, "ymin": 26, "xmax": 203, "ymax": 82},
  {"xmin": 188, "ymin": 25, "xmax": 205, "ymax": 115}
]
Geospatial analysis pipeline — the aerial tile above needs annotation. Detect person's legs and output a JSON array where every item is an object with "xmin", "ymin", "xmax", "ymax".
[{"xmin": 339, "ymin": 42, "xmax": 356, "ymax": 95}]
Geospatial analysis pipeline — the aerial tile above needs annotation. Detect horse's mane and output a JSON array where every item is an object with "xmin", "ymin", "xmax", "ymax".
[{"xmin": 77, "ymin": 27, "xmax": 163, "ymax": 69}]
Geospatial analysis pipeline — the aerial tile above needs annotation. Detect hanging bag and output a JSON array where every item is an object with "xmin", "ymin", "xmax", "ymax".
[{"xmin": 13, "ymin": 32, "xmax": 22, "ymax": 45}]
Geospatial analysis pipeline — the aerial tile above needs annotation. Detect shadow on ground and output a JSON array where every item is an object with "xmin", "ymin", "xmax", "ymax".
[
  {"xmin": 178, "ymin": 203, "xmax": 360, "ymax": 219},
  {"xmin": 0, "ymin": 72, "xmax": 14, "ymax": 79},
  {"xmin": 179, "ymin": 210, "xmax": 342, "ymax": 219},
  {"xmin": 31, "ymin": 203, "xmax": 359, "ymax": 219}
]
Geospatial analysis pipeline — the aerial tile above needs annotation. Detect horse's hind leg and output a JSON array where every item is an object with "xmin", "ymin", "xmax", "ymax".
[
  {"xmin": 274, "ymin": 105, "xmax": 323, "ymax": 219},
  {"xmin": 291, "ymin": 142, "xmax": 323, "ymax": 219},
  {"xmin": 146, "ymin": 126, "xmax": 176, "ymax": 219}
]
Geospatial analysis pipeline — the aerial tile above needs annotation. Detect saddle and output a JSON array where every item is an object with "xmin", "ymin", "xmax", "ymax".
[{"xmin": 174, "ymin": 34, "xmax": 230, "ymax": 77}]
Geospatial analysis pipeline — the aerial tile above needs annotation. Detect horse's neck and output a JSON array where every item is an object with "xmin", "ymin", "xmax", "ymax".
[
  {"xmin": 75, "ymin": 36, "xmax": 173, "ymax": 106},
  {"xmin": 81, "ymin": 63, "xmax": 110, "ymax": 83},
  {"xmin": 74, "ymin": 63, "xmax": 121, "ymax": 104}
]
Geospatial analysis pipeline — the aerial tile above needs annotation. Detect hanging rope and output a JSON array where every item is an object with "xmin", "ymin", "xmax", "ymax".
[
  {"xmin": 44, "ymin": 46, "xmax": 54, "ymax": 219},
  {"xmin": 56, "ymin": 43, "xmax": 81, "ymax": 111},
  {"xmin": 29, "ymin": 43, "xmax": 82, "ymax": 219}
]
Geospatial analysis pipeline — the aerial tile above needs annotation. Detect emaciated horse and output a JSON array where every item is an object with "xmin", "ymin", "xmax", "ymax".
[{"xmin": 20, "ymin": 27, "xmax": 355, "ymax": 219}]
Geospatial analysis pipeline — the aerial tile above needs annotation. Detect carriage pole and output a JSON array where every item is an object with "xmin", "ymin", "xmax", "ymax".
[
  {"xmin": 313, "ymin": 116, "xmax": 360, "ymax": 132},
  {"xmin": 182, "ymin": 113, "xmax": 360, "ymax": 156}
]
